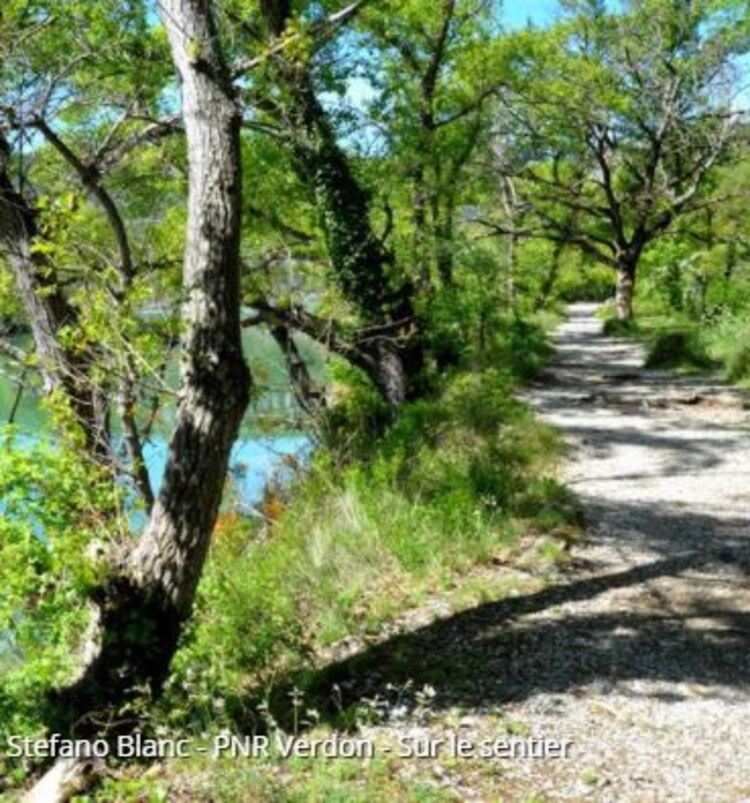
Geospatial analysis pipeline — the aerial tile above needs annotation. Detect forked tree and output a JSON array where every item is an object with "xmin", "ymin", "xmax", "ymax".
[
  {"xmin": 484, "ymin": 0, "xmax": 745, "ymax": 320},
  {"xmin": 20, "ymin": 1, "xmax": 250, "ymax": 798}
]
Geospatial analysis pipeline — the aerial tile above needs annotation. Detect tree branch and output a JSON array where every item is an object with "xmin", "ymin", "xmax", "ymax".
[{"xmin": 232, "ymin": 0, "xmax": 370, "ymax": 78}]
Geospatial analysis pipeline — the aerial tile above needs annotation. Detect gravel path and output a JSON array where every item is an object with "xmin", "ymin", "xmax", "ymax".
[
  {"xmin": 502, "ymin": 303, "xmax": 750, "ymax": 800},
  {"xmin": 326, "ymin": 304, "xmax": 750, "ymax": 801}
]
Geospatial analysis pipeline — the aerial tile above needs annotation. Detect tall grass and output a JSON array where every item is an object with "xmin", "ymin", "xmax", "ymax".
[
  {"xmin": 598, "ymin": 263, "xmax": 750, "ymax": 384},
  {"xmin": 162, "ymin": 365, "xmax": 574, "ymax": 732},
  {"xmin": 705, "ymin": 314, "xmax": 750, "ymax": 383}
]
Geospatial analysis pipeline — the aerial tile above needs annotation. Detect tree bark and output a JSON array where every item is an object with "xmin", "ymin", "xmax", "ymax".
[
  {"xmin": 0, "ymin": 136, "xmax": 111, "ymax": 461},
  {"xmin": 269, "ymin": 323, "xmax": 325, "ymax": 415},
  {"xmin": 32, "ymin": 0, "xmax": 250, "ymax": 798},
  {"xmin": 284, "ymin": 74, "xmax": 409, "ymax": 322},
  {"xmin": 259, "ymin": 1, "xmax": 423, "ymax": 406},
  {"xmin": 250, "ymin": 299, "xmax": 418, "ymax": 410},
  {"xmin": 279, "ymin": 72, "xmax": 423, "ymax": 403},
  {"xmin": 615, "ymin": 258, "xmax": 636, "ymax": 321}
]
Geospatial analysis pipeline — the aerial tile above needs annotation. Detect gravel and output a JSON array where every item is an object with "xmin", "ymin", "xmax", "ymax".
[
  {"xmin": 315, "ymin": 304, "xmax": 750, "ymax": 801},
  {"xmin": 501, "ymin": 303, "xmax": 750, "ymax": 801}
]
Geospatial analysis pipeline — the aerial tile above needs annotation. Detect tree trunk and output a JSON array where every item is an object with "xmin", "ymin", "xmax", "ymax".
[
  {"xmin": 0, "ymin": 136, "xmax": 111, "ymax": 461},
  {"xmin": 281, "ymin": 75, "xmax": 423, "ymax": 403},
  {"xmin": 724, "ymin": 240, "xmax": 737, "ymax": 284},
  {"xmin": 260, "ymin": 2, "xmax": 422, "ymax": 405},
  {"xmin": 293, "ymin": 84, "xmax": 425, "ymax": 402},
  {"xmin": 270, "ymin": 323, "xmax": 325, "ymax": 415},
  {"xmin": 616, "ymin": 258, "xmax": 636, "ymax": 321},
  {"xmin": 285, "ymin": 75, "xmax": 409, "ymax": 322},
  {"xmin": 32, "ymin": 0, "xmax": 250, "ymax": 798},
  {"xmin": 127, "ymin": 0, "xmax": 250, "ymax": 624}
]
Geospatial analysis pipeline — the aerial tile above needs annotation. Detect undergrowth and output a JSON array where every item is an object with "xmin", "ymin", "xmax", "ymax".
[
  {"xmin": 644, "ymin": 329, "xmax": 715, "ymax": 371},
  {"xmin": 79, "ymin": 326, "xmax": 577, "ymax": 800},
  {"xmin": 160, "ymin": 362, "xmax": 574, "ymax": 735},
  {"xmin": 0, "ymin": 318, "xmax": 578, "ymax": 801},
  {"xmin": 600, "ymin": 301, "xmax": 750, "ymax": 380}
]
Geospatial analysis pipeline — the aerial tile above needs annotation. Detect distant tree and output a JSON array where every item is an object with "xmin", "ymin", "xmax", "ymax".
[
  {"xmin": 484, "ymin": 0, "xmax": 748, "ymax": 319},
  {"xmin": 360, "ymin": 0, "xmax": 501, "ymax": 289}
]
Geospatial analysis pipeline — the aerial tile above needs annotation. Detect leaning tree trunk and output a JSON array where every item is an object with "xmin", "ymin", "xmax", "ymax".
[
  {"xmin": 615, "ymin": 258, "xmax": 637, "ymax": 322},
  {"xmin": 284, "ymin": 79, "xmax": 424, "ymax": 405},
  {"xmin": 269, "ymin": 323, "xmax": 325, "ymax": 415},
  {"xmin": 260, "ymin": 1, "xmax": 423, "ymax": 406},
  {"xmin": 0, "ymin": 136, "xmax": 111, "ymax": 461},
  {"xmin": 30, "ymin": 1, "xmax": 250, "ymax": 799}
]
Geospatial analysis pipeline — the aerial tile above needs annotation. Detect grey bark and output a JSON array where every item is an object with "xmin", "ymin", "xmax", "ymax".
[
  {"xmin": 269, "ymin": 323, "xmax": 325, "ymax": 415},
  {"xmin": 32, "ymin": 0, "xmax": 251, "ymax": 798},
  {"xmin": 129, "ymin": 0, "xmax": 251, "ymax": 623},
  {"xmin": 615, "ymin": 258, "xmax": 636, "ymax": 321},
  {"xmin": 0, "ymin": 136, "xmax": 111, "ymax": 460}
]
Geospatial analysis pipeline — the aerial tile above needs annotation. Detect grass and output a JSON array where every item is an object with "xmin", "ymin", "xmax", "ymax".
[
  {"xmin": 600, "ymin": 304, "xmax": 722, "ymax": 376},
  {"xmin": 90, "ymin": 732, "xmax": 500, "ymax": 802},
  {"xmin": 598, "ymin": 285, "xmax": 750, "ymax": 385},
  {"xmin": 602, "ymin": 316, "xmax": 639, "ymax": 338},
  {"xmin": 704, "ymin": 314, "xmax": 750, "ymax": 384},
  {"xmin": 644, "ymin": 329, "xmax": 716, "ymax": 372},
  {"xmin": 0, "ymin": 316, "xmax": 577, "ymax": 800},
  {"xmin": 79, "ymin": 322, "xmax": 580, "ymax": 800},
  {"xmin": 84, "ymin": 695, "xmax": 562, "ymax": 801},
  {"xmin": 159, "ymin": 365, "xmax": 577, "ymax": 730}
]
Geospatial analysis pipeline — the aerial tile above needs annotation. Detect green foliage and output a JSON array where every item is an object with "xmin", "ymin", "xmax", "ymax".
[
  {"xmin": 556, "ymin": 262, "xmax": 614, "ymax": 303},
  {"xmin": 0, "ymin": 433, "xmax": 121, "ymax": 773},
  {"xmin": 160, "ymin": 363, "xmax": 570, "ymax": 733},
  {"xmin": 705, "ymin": 314, "xmax": 750, "ymax": 383},
  {"xmin": 493, "ymin": 317, "xmax": 554, "ymax": 380},
  {"xmin": 484, "ymin": 0, "xmax": 749, "ymax": 308},
  {"xmin": 5, "ymin": 2, "xmax": 750, "ymax": 799},
  {"xmin": 421, "ymin": 241, "xmax": 555, "ymax": 376},
  {"xmin": 0, "ymin": 262, "xmax": 25, "ymax": 330},
  {"xmin": 644, "ymin": 329, "xmax": 715, "ymax": 372},
  {"xmin": 602, "ymin": 316, "xmax": 640, "ymax": 338},
  {"xmin": 618, "ymin": 149, "xmax": 750, "ymax": 381}
]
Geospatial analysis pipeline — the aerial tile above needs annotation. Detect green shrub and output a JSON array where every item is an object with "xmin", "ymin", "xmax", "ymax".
[
  {"xmin": 602, "ymin": 316, "xmax": 640, "ymax": 337},
  {"xmin": 556, "ymin": 263, "xmax": 614, "ymax": 302},
  {"xmin": 0, "ymin": 433, "xmax": 121, "ymax": 779},
  {"xmin": 725, "ymin": 340, "xmax": 750, "ymax": 382},
  {"xmin": 494, "ymin": 318, "xmax": 554, "ymax": 379},
  {"xmin": 161, "ymin": 367, "xmax": 570, "ymax": 733},
  {"xmin": 645, "ymin": 328, "xmax": 715, "ymax": 371},
  {"xmin": 706, "ymin": 314, "xmax": 750, "ymax": 383}
]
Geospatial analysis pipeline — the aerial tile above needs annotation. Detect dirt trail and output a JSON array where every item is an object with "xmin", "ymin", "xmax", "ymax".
[
  {"xmin": 326, "ymin": 304, "xmax": 750, "ymax": 801},
  {"xmin": 504, "ymin": 303, "xmax": 750, "ymax": 800}
]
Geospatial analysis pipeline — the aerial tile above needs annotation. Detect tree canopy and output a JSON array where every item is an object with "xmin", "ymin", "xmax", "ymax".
[{"xmin": 1, "ymin": 1, "xmax": 750, "ymax": 798}]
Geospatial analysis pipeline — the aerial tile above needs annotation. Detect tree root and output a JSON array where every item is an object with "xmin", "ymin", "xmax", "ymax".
[{"xmin": 26, "ymin": 757, "xmax": 104, "ymax": 803}]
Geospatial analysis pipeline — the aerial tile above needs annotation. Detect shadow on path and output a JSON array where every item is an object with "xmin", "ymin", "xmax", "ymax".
[
  {"xmin": 290, "ymin": 304, "xmax": 750, "ymax": 726},
  {"xmin": 302, "ymin": 499, "xmax": 750, "ymax": 717}
]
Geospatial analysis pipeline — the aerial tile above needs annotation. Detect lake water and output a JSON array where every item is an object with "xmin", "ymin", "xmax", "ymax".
[
  {"xmin": 0, "ymin": 328, "xmax": 321, "ymax": 510},
  {"xmin": 0, "ymin": 319, "xmax": 324, "ymax": 670}
]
